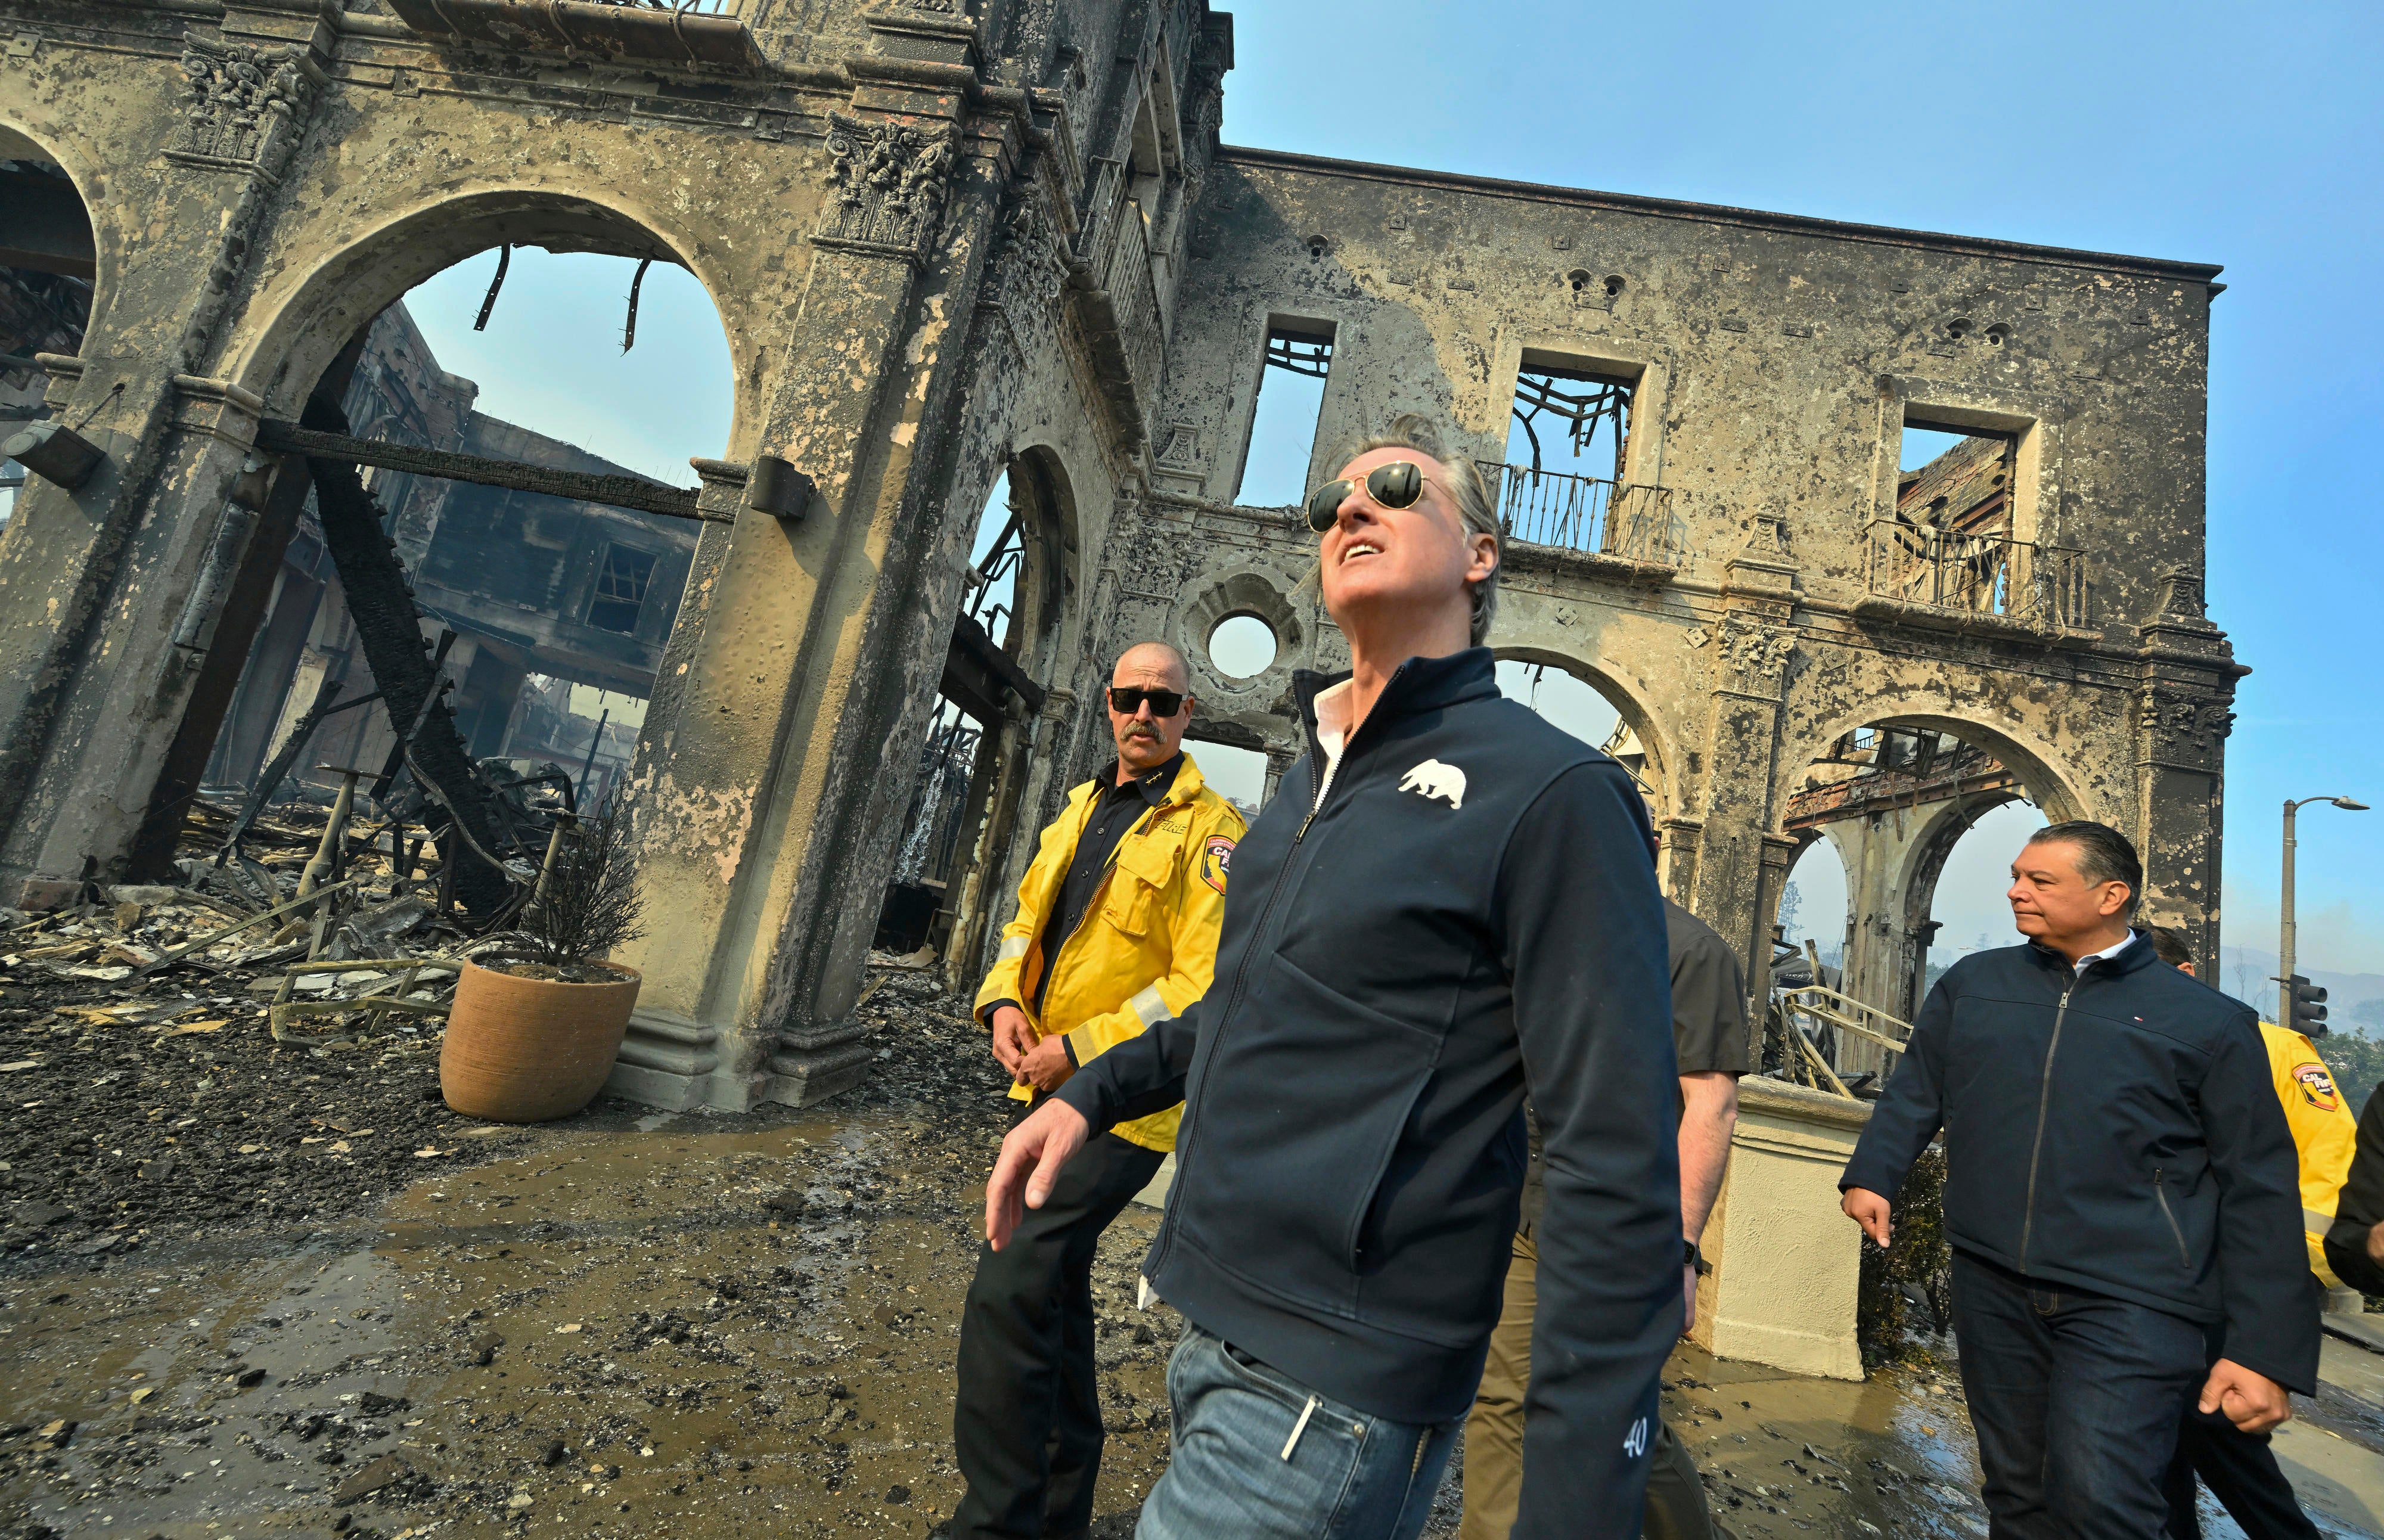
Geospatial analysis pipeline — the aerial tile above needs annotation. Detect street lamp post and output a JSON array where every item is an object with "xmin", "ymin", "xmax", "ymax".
[{"xmin": 2281, "ymin": 794, "xmax": 2369, "ymax": 1027}]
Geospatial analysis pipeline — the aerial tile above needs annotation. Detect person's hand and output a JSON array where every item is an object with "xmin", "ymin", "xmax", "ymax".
[
  {"xmin": 1842, "ymin": 1187, "xmax": 1892, "ymax": 1249},
  {"xmin": 2366, "ymin": 1219, "xmax": 2384, "ymax": 1269},
  {"xmin": 1016, "ymin": 1033, "xmax": 1073, "ymax": 1093},
  {"xmin": 1682, "ymin": 1263, "xmax": 1699, "ymax": 1336},
  {"xmin": 985, "ymin": 1098, "xmax": 1091, "ymax": 1249},
  {"xmin": 988, "ymin": 1004, "xmax": 1034, "ymax": 1075},
  {"xmin": 2200, "ymin": 1358, "xmax": 2291, "ymax": 1435}
]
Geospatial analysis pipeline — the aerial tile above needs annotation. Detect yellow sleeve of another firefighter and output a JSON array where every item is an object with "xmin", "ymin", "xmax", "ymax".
[
  {"xmin": 971, "ymin": 783, "xmax": 1095, "ymax": 1027},
  {"xmin": 2260, "ymin": 1022, "xmax": 2360, "ymax": 1284},
  {"xmin": 1060, "ymin": 789, "xmax": 1243, "ymax": 1073}
]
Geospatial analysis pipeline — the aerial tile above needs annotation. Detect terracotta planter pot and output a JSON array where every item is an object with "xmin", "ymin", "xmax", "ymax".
[{"xmin": 440, "ymin": 958, "xmax": 641, "ymax": 1122}]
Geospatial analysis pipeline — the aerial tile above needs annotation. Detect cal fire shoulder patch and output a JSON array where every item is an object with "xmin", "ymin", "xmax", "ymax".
[
  {"xmin": 2293, "ymin": 1061, "xmax": 2342, "ymax": 1111},
  {"xmin": 1200, "ymin": 834, "xmax": 1234, "ymax": 894}
]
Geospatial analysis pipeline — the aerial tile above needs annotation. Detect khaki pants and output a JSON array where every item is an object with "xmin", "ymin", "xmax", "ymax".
[{"xmin": 1460, "ymin": 1232, "xmax": 1715, "ymax": 1540}]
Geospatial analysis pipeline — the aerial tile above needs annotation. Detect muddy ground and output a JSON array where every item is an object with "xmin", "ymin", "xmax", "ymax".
[{"xmin": 4, "ymin": 964, "xmax": 2380, "ymax": 1538}]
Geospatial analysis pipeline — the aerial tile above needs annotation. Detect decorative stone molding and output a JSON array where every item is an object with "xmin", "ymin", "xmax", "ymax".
[
  {"xmin": 164, "ymin": 31, "xmax": 324, "ymax": 183},
  {"xmin": 2139, "ymin": 690, "xmax": 2234, "ymax": 768},
  {"xmin": 812, "ymin": 112, "xmax": 960, "ymax": 266},
  {"xmin": 1718, "ymin": 612, "xmax": 1795, "ymax": 687},
  {"xmin": 992, "ymin": 192, "xmax": 1069, "ymax": 307}
]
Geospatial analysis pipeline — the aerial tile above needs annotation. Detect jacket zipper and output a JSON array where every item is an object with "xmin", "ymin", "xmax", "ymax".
[
  {"xmin": 1295, "ymin": 746, "xmax": 1343, "ymax": 844},
  {"xmin": 2153, "ymin": 1168, "xmax": 2190, "ymax": 1267},
  {"xmin": 2017, "ymin": 980, "xmax": 2075, "ymax": 1271},
  {"xmin": 1153, "ymin": 703, "xmax": 1370, "ymax": 1276}
]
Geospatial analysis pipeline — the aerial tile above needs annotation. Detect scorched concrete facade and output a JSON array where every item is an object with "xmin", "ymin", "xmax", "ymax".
[{"xmin": 0, "ymin": 0, "xmax": 2242, "ymax": 1110}]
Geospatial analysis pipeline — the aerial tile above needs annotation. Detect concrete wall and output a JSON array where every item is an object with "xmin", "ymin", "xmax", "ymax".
[
  {"xmin": 0, "ymin": 0, "xmax": 2239, "ymax": 1114},
  {"xmin": 1695, "ymin": 1077, "xmax": 1873, "ymax": 1381}
]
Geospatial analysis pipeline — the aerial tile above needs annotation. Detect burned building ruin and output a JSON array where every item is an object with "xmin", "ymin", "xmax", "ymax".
[{"xmin": 0, "ymin": 0, "xmax": 2242, "ymax": 1113}]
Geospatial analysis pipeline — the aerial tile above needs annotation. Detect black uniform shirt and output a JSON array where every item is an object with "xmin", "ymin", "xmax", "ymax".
[{"xmin": 1028, "ymin": 752, "xmax": 1182, "ymax": 1015}]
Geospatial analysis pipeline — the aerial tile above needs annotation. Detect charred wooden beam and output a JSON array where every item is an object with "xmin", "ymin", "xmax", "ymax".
[
  {"xmin": 253, "ymin": 420, "xmax": 718, "ymax": 524},
  {"xmin": 940, "ymin": 610, "xmax": 1047, "ymax": 725},
  {"xmin": 297, "ymin": 397, "xmax": 517, "ymax": 916}
]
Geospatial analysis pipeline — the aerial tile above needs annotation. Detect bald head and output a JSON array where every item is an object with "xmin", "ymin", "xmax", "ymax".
[
  {"xmin": 1115, "ymin": 641, "xmax": 1190, "ymax": 692},
  {"xmin": 1108, "ymin": 641, "xmax": 1193, "ymax": 776}
]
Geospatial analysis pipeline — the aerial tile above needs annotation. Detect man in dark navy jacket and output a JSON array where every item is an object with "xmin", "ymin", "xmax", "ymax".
[
  {"xmin": 1842, "ymin": 822, "xmax": 2315, "ymax": 1538},
  {"xmin": 982, "ymin": 417, "xmax": 1681, "ymax": 1540}
]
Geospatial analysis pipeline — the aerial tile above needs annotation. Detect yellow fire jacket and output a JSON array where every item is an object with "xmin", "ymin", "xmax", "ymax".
[
  {"xmin": 2261, "ymin": 1022, "xmax": 2359, "ymax": 1285},
  {"xmin": 973, "ymin": 753, "xmax": 1243, "ymax": 1153}
]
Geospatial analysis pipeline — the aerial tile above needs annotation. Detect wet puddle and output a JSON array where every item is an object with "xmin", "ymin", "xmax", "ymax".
[{"xmin": 5, "ymin": 1098, "xmax": 2381, "ymax": 1538}]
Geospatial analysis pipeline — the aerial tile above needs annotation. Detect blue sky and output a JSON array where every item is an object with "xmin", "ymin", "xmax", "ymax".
[
  {"xmin": 391, "ymin": 1, "xmax": 2380, "ymax": 973},
  {"xmin": 1221, "ymin": 0, "xmax": 2383, "ymax": 974}
]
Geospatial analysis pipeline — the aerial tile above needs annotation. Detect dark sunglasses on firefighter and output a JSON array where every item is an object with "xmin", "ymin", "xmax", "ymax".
[
  {"xmin": 1303, "ymin": 459, "xmax": 1436, "ymax": 532},
  {"xmin": 1109, "ymin": 685, "xmax": 1188, "ymax": 717}
]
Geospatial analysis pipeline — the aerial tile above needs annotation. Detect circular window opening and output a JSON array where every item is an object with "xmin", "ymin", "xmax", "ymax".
[{"xmin": 1208, "ymin": 614, "xmax": 1279, "ymax": 679}]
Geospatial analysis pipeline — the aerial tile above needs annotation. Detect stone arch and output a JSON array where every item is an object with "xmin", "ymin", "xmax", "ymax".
[
  {"xmin": 0, "ymin": 119, "xmax": 107, "ymax": 377},
  {"xmin": 223, "ymin": 187, "xmax": 748, "ymax": 448},
  {"xmin": 998, "ymin": 442, "xmax": 1079, "ymax": 687},
  {"xmin": 1777, "ymin": 697, "xmax": 2093, "ymax": 834},
  {"xmin": 1781, "ymin": 700, "xmax": 2059, "ymax": 1075},
  {"xmin": 930, "ymin": 440, "xmax": 1085, "ymax": 983},
  {"xmin": 1490, "ymin": 643, "xmax": 1682, "ymax": 819}
]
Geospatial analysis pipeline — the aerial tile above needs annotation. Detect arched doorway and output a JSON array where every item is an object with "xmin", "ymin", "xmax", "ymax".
[
  {"xmin": 142, "ymin": 198, "xmax": 736, "ymax": 914},
  {"xmin": 0, "ymin": 126, "xmax": 100, "ymax": 536},
  {"xmin": 1778, "ymin": 718, "xmax": 2066, "ymax": 1084},
  {"xmin": 877, "ymin": 446, "xmax": 1073, "ymax": 980},
  {"xmin": 1492, "ymin": 646, "xmax": 1675, "ymax": 856}
]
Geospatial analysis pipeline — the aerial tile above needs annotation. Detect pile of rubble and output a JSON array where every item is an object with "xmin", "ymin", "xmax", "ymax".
[{"xmin": 0, "ymin": 794, "xmax": 560, "ymax": 1272}]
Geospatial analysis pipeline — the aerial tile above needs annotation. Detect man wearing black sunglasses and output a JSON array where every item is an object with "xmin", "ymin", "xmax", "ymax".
[
  {"xmin": 985, "ymin": 417, "xmax": 1679, "ymax": 1540},
  {"xmin": 952, "ymin": 639, "xmax": 1246, "ymax": 1540}
]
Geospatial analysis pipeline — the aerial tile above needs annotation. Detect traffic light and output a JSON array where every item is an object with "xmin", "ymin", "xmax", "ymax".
[{"xmin": 2287, "ymin": 974, "xmax": 2330, "ymax": 1037}]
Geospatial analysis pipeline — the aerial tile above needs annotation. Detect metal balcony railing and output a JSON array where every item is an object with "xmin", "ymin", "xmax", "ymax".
[
  {"xmin": 1477, "ymin": 462, "xmax": 1681, "ymax": 566},
  {"xmin": 1862, "ymin": 520, "xmax": 2087, "ymax": 629}
]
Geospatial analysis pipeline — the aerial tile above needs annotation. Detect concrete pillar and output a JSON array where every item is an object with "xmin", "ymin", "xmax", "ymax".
[
  {"xmin": 608, "ymin": 13, "xmax": 1028, "ymax": 1112},
  {"xmin": 1684, "ymin": 527, "xmax": 1800, "ymax": 988},
  {"xmin": 2134, "ymin": 571, "xmax": 2243, "ymax": 965},
  {"xmin": 0, "ymin": 11, "xmax": 332, "ymax": 903},
  {"xmin": 1694, "ymin": 1077, "xmax": 1871, "ymax": 1381}
]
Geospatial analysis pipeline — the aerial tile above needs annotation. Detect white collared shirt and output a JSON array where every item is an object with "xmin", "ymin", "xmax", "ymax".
[
  {"xmin": 1312, "ymin": 678, "xmax": 1358, "ymax": 788},
  {"xmin": 2074, "ymin": 929, "xmax": 2136, "ymax": 972}
]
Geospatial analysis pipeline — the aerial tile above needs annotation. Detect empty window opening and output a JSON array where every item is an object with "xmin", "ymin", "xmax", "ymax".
[
  {"xmin": 1236, "ymin": 322, "xmax": 1334, "ymax": 507},
  {"xmin": 1207, "ymin": 614, "xmax": 1278, "ymax": 679},
  {"xmin": 1505, "ymin": 361, "xmax": 1632, "ymax": 482},
  {"xmin": 1870, "ymin": 415, "xmax": 2070, "ymax": 621},
  {"xmin": 587, "ymin": 544, "xmax": 657, "ymax": 634},
  {"xmin": 963, "ymin": 471, "xmax": 1024, "ymax": 651},
  {"xmin": 1492, "ymin": 355, "xmax": 1666, "ymax": 557}
]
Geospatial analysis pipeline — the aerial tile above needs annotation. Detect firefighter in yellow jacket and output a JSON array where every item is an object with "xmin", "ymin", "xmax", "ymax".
[
  {"xmin": 949, "ymin": 639, "xmax": 1244, "ymax": 1540},
  {"xmin": 2147, "ymin": 924, "xmax": 2348, "ymax": 1539}
]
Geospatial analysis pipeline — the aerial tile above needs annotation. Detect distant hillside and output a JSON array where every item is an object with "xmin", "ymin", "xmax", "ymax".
[{"xmin": 2215, "ymin": 945, "xmax": 2384, "ymax": 1022}]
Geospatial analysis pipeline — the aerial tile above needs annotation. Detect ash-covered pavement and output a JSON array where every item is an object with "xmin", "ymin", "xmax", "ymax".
[{"xmin": 5, "ymin": 965, "xmax": 2384, "ymax": 1538}]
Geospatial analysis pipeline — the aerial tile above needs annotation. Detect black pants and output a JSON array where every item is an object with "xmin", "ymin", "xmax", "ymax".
[
  {"xmin": 2161, "ymin": 1403, "xmax": 2320, "ymax": 1539},
  {"xmin": 1950, "ymin": 1249, "xmax": 2208, "ymax": 1539},
  {"xmin": 951, "ymin": 1125, "xmax": 1164, "ymax": 1540}
]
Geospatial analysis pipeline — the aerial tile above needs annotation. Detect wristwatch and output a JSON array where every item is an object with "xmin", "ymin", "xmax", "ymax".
[{"xmin": 1683, "ymin": 1238, "xmax": 1711, "ymax": 1276}]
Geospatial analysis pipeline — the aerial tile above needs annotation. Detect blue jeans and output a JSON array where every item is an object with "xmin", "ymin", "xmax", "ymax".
[
  {"xmin": 1951, "ymin": 1250, "xmax": 2209, "ymax": 1539},
  {"xmin": 1137, "ymin": 1326, "xmax": 1457, "ymax": 1540}
]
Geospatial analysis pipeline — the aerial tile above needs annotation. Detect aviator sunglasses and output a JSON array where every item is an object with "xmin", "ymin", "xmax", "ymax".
[
  {"xmin": 1109, "ymin": 685, "xmax": 1188, "ymax": 716},
  {"xmin": 1305, "ymin": 459, "xmax": 1432, "ymax": 532}
]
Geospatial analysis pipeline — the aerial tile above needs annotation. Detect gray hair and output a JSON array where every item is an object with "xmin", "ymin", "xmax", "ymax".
[
  {"xmin": 1328, "ymin": 414, "xmax": 1503, "ymax": 646},
  {"xmin": 2027, "ymin": 819, "xmax": 2143, "ymax": 917}
]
